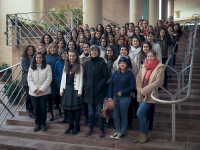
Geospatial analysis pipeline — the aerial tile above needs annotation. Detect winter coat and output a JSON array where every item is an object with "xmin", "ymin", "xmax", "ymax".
[
  {"xmin": 136, "ymin": 63, "xmax": 165, "ymax": 103},
  {"xmin": 45, "ymin": 54, "xmax": 59, "ymax": 79},
  {"xmin": 155, "ymin": 38, "xmax": 173, "ymax": 58},
  {"xmin": 21, "ymin": 56, "xmax": 33, "ymax": 86},
  {"xmin": 27, "ymin": 64, "xmax": 52, "ymax": 97},
  {"xmin": 83, "ymin": 56, "xmax": 108, "ymax": 104},
  {"xmin": 54, "ymin": 59, "xmax": 65, "ymax": 89}
]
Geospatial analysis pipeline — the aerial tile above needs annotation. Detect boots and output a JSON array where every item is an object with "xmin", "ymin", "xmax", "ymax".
[
  {"xmin": 65, "ymin": 123, "xmax": 74, "ymax": 134},
  {"xmin": 57, "ymin": 108, "xmax": 62, "ymax": 116},
  {"xmin": 139, "ymin": 133, "xmax": 150, "ymax": 144},
  {"xmin": 133, "ymin": 133, "xmax": 143, "ymax": 143},
  {"xmin": 30, "ymin": 112, "xmax": 35, "ymax": 119},
  {"xmin": 72, "ymin": 125, "xmax": 80, "ymax": 134},
  {"xmin": 49, "ymin": 114, "xmax": 54, "ymax": 122}
]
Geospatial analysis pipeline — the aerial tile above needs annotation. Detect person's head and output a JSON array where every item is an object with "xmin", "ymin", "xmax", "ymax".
[
  {"xmin": 115, "ymin": 34, "xmax": 125, "ymax": 45},
  {"xmin": 64, "ymin": 50, "xmax": 80, "ymax": 74},
  {"xmin": 22, "ymin": 45, "xmax": 36, "ymax": 57},
  {"xmin": 83, "ymin": 24, "xmax": 89, "ymax": 32},
  {"xmin": 126, "ymin": 37, "xmax": 132, "ymax": 46},
  {"xmin": 70, "ymin": 30, "xmax": 78, "ymax": 41},
  {"xmin": 105, "ymin": 25, "xmax": 112, "ymax": 35},
  {"xmin": 167, "ymin": 24, "xmax": 174, "ymax": 33},
  {"xmin": 147, "ymin": 26, "xmax": 154, "ymax": 33},
  {"xmin": 83, "ymin": 42, "xmax": 91, "ymax": 54},
  {"xmin": 143, "ymin": 20, "xmax": 149, "ymax": 28},
  {"xmin": 133, "ymin": 26, "xmax": 141, "ymax": 36},
  {"xmin": 120, "ymin": 26, "xmax": 127, "ymax": 36},
  {"xmin": 156, "ymin": 28, "xmax": 173, "ymax": 45},
  {"xmin": 141, "ymin": 41, "xmax": 152, "ymax": 54},
  {"xmin": 57, "ymin": 31, "xmax": 64, "ymax": 40},
  {"xmin": 115, "ymin": 27, "xmax": 121, "ymax": 35},
  {"xmin": 125, "ymin": 23, "xmax": 129, "ymax": 30},
  {"xmin": 138, "ymin": 19, "xmax": 144, "ymax": 27},
  {"xmin": 47, "ymin": 43, "xmax": 58, "ymax": 55},
  {"xmin": 146, "ymin": 32, "xmax": 155, "ymax": 42},
  {"xmin": 157, "ymin": 20, "xmax": 164, "ymax": 27},
  {"xmin": 129, "ymin": 22, "xmax": 134, "ymax": 31},
  {"xmin": 174, "ymin": 23, "xmax": 182, "ymax": 36},
  {"xmin": 132, "ymin": 36, "xmax": 141, "ymax": 48},
  {"xmin": 40, "ymin": 34, "xmax": 53, "ymax": 45},
  {"xmin": 96, "ymin": 24, "xmax": 104, "ymax": 34},
  {"xmin": 89, "ymin": 27, "xmax": 95, "ymax": 34},
  {"xmin": 118, "ymin": 57, "xmax": 130, "ymax": 72},
  {"xmin": 100, "ymin": 37, "xmax": 108, "ymax": 48},
  {"xmin": 31, "ymin": 52, "xmax": 47, "ymax": 70},
  {"xmin": 94, "ymin": 30, "xmax": 101, "ymax": 39},
  {"xmin": 59, "ymin": 49, "xmax": 67, "ymax": 60},
  {"xmin": 78, "ymin": 28, "xmax": 84, "ymax": 35},
  {"xmin": 57, "ymin": 39, "xmax": 66, "ymax": 49},
  {"xmin": 168, "ymin": 16, "xmax": 173, "ymax": 24},
  {"xmin": 67, "ymin": 40, "xmax": 77, "ymax": 51},
  {"xmin": 111, "ymin": 24, "xmax": 116, "ymax": 33},
  {"xmin": 162, "ymin": 18, "xmax": 165, "ymax": 23},
  {"xmin": 77, "ymin": 34, "xmax": 88, "ymax": 43},
  {"xmin": 85, "ymin": 31, "xmax": 91, "ymax": 40},
  {"xmin": 108, "ymin": 33, "xmax": 115, "ymax": 43},
  {"xmin": 105, "ymin": 45, "xmax": 118, "ymax": 61},
  {"xmin": 120, "ymin": 44, "xmax": 128, "ymax": 57},
  {"xmin": 146, "ymin": 50, "xmax": 157, "ymax": 63},
  {"xmin": 38, "ymin": 44, "xmax": 47, "ymax": 54},
  {"xmin": 79, "ymin": 42, "xmax": 84, "ymax": 50},
  {"xmin": 90, "ymin": 31, "xmax": 95, "ymax": 38},
  {"xmin": 89, "ymin": 45, "xmax": 100, "ymax": 57}
]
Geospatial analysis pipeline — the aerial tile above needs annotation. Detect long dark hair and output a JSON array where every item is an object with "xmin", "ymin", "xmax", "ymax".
[
  {"xmin": 104, "ymin": 45, "xmax": 118, "ymax": 67},
  {"xmin": 91, "ymin": 30, "xmax": 101, "ymax": 45},
  {"xmin": 31, "ymin": 52, "xmax": 47, "ymax": 70},
  {"xmin": 56, "ymin": 39, "xmax": 66, "ymax": 48},
  {"xmin": 64, "ymin": 50, "xmax": 80, "ymax": 74},
  {"xmin": 56, "ymin": 31, "xmax": 64, "ymax": 40},
  {"xmin": 70, "ymin": 30, "xmax": 78, "ymax": 41},
  {"xmin": 108, "ymin": 33, "xmax": 116, "ymax": 45},
  {"xmin": 100, "ymin": 37, "xmax": 108, "ymax": 48},
  {"xmin": 132, "ymin": 36, "xmax": 141, "ymax": 48},
  {"xmin": 146, "ymin": 32, "xmax": 157, "ymax": 43},
  {"xmin": 96, "ymin": 24, "xmax": 104, "ymax": 35},
  {"xmin": 22, "ymin": 45, "xmax": 36, "ymax": 57},
  {"xmin": 40, "ymin": 34, "xmax": 53, "ymax": 45},
  {"xmin": 167, "ymin": 24, "xmax": 174, "ymax": 32},
  {"xmin": 156, "ymin": 28, "xmax": 173, "ymax": 45},
  {"xmin": 175, "ymin": 23, "xmax": 182, "ymax": 37},
  {"xmin": 133, "ymin": 26, "xmax": 142, "ymax": 37},
  {"xmin": 104, "ymin": 25, "xmax": 113, "ymax": 38},
  {"xmin": 67, "ymin": 40, "xmax": 78, "ymax": 51},
  {"xmin": 140, "ymin": 41, "xmax": 152, "ymax": 63}
]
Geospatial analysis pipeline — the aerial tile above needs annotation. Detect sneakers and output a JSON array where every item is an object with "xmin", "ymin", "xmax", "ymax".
[
  {"xmin": 84, "ymin": 130, "xmax": 93, "ymax": 137},
  {"xmin": 110, "ymin": 132, "xmax": 118, "ymax": 139},
  {"xmin": 111, "ymin": 132, "xmax": 125, "ymax": 140}
]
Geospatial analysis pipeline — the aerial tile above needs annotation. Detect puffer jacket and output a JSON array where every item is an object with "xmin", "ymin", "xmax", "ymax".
[{"xmin": 28, "ymin": 64, "xmax": 52, "ymax": 97}]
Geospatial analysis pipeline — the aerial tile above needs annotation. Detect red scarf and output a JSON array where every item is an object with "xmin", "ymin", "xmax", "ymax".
[{"xmin": 142, "ymin": 59, "xmax": 159, "ymax": 88}]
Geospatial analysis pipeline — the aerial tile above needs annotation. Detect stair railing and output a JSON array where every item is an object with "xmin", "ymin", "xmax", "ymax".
[
  {"xmin": 0, "ymin": 63, "xmax": 26, "ymax": 126},
  {"xmin": 102, "ymin": 18, "xmax": 119, "ymax": 27},
  {"xmin": 151, "ymin": 17, "xmax": 199, "ymax": 141}
]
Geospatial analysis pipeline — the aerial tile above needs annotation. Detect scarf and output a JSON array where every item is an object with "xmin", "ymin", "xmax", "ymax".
[{"xmin": 142, "ymin": 59, "xmax": 159, "ymax": 88}]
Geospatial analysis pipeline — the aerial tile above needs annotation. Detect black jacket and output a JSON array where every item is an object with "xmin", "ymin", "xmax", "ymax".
[
  {"xmin": 21, "ymin": 56, "xmax": 33, "ymax": 86},
  {"xmin": 83, "ymin": 56, "xmax": 108, "ymax": 104}
]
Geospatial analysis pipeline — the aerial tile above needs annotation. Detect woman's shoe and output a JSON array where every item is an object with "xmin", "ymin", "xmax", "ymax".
[
  {"xmin": 65, "ymin": 127, "xmax": 73, "ymax": 134},
  {"xmin": 30, "ymin": 113, "xmax": 35, "ymax": 119},
  {"xmin": 34, "ymin": 125, "xmax": 41, "ymax": 132},
  {"xmin": 57, "ymin": 108, "xmax": 62, "ymax": 116},
  {"xmin": 72, "ymin": 126, "xmax": 80, "ymax": 134},
  {"xmin": 84, "ymin": 130, "xmax": 93, "ymax": 137},
  {"xmin": 139, "ymin": 133, "xmax": 150, "ymax": 144},
  {"xmin": 62, "ymin": 119, "xmax": 69, "ymax": 124},
  {"xmin": 134, "ymin": 133, "xmax": 143, "ymax": 143},
  {"xmin": 110, "ymin": 132, "xmax": 118, "ymax": 139},
  {"xmin": 41, "ymin": 125, "xmax": 47, "ymax": 131},
  {"xmin": 49, "ymin": 114, "xmax": 54, "ymax": 121}
]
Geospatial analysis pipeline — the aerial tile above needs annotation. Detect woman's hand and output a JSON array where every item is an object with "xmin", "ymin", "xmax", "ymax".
[
  {"xmin": 118, "ymin": 91, "xmax": 122, "ymax": 96},
  {"xmin": 60, "ymin": 92, "xmax": 63, "ymax": 96},
  {"xmin": 34, "ymin": 89, "xmax": 41, "ymax": 95},
  {"xmin": 140, "ymin": 91, "xmax": 145, "ymax": 97},
  {"xmin": 78, "ymin": 94, "xmax": 82, "ymax": 97},
  {"xmin": 106, "ymin": 80, "xmax": 110, "ymax": 84},
  {"xmin": 108, "ymin": 98, "xmax": 113, "ymax": 101}
]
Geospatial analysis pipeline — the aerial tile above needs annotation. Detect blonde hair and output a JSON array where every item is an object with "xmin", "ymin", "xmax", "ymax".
[
  {"xmin": 38, "ymin": 44, "xmax": 47, "ymax": 51},
  {"xmin": 47, "ymin": 43, "xmax": 58, "ymax": 54}
]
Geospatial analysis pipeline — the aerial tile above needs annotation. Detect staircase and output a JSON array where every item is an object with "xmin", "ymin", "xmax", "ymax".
[{"xmin": 0, "ymin": 27, "xmax": 200, "ymax": 150}]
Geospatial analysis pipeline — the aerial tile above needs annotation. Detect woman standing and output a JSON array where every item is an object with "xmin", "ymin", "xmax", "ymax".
[
  {"xmin": 109, "ymin": 57, "xmax": 135, "ymax": 139},
  {"xmin": 60, "ymin": 50, "xmax": 84, "ymax": 134},
  {"xmin": 146, "ymin": 32, "xmax": 162, "ymax": 62},
  {"xmin": 132, "ymin": 26, "xmax": 145, "ymax": 43},
  {"xmin": 28, "ymin": 52, "xmax": 52, "ymax": 132},
  {"xmin": 40, "ymin": 34, "xmax": 53, "ymax": 49},
  {"xmin": 134, "ymin": 50, "xmax": 165, "ymax": 144},
  {"xmin": 155, "ymin": 28, "xmax": 173, "ymax": 89},
  {"xmin": 45, "ymin": 43, "xmax": 60, "ymax": 121},
  {"xmin": 21, "ymin": 45, "xmax": 36, "ymax": 119},
  {"xmin": 83, "ymin": 45, "xmax": 108, "ymax": 138},
  {"xmin": 99, "ymin": 37, "xmax": 108, "ymax": 58}
]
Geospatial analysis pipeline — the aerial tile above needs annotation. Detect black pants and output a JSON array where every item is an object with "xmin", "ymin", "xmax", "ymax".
[
  {"xmin": 128, "ymin": 90, "xmax": 138, "ymax": 125},
  {"xmin": 31, "ymin": 94, "xmax": 49, "ymax": 125},
  {"xmin": 162, "ymin": 58, "xmax": 168, "ymax": 87},
  {"xmin": 82, "ymin": 91, "xmax": 88, "ymax": 121},
  {"xmin": 67, "ymin": 109, "xmax": 81, "ymax": 129},
  {"xmin": 173, "ymin": 45, "xmax": 178, "ymax": 66},
  {"xmin": 147, "ymin": 104, "xmax": 155, "ymax": 122},
  {"xmin": 24, "ymin": 86, "xmax": 33, "ymax": 113}
]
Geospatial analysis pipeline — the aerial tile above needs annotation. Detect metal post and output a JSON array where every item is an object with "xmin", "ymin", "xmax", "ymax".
[
  {"xmin": 172, "ymin": 103, "xmax": 176, "ymax": 142},
  {"xmin": 181, "ymin": 59, "xmax": 185, "ymax": 90},
  {"xmin": 6, "ymin": 15, "xmax": 8, "ymax": 46},
  {"xmin": 77, "ymin": 9, "xmax": 79, "ymax": 28},
  {"xmin": 15, "ymin": 14, "xmax": 18, "ymax": 46},
  {"xmin": 71, "ymin": 10, "xmax": 74, "ymax": 30},
  {"xmin": 177, "ymin": 74, "xmax": 181, "ymax": 110}
]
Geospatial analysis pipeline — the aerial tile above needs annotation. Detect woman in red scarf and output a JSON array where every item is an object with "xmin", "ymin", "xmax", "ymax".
[{"xmin": 134, "ymin": 50, "xmax": 165, "ymax": 144}]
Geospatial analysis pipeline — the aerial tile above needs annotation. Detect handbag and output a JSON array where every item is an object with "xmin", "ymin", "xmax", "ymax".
[{"xmin": 101, "ymin": 97, "xmax": 115, "ymax": 123}]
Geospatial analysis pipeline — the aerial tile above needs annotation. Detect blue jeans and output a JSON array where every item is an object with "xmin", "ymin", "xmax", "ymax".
[
  {"xmin": 137, "ymin": 99, "xmax": 152, "ymax": 134},
  {"xmin": 112, "ymin": 96, "xmax": 131, "ymax": 134},
  {"xmin": 88, "ymin": 103, "xmax": 104, "ymax": 131},
  {"xmin": 168, "ymin": 56, "xmax": 174, "ymax": 76}
]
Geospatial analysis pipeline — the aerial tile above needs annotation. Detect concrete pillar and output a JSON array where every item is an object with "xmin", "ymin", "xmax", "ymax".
[
  {"xmin": 149, "ymin": 0, "xmax": 159, "ymax": 26},
  {"xmin": 161, "ymin": 0, "xmax": 168, "ymax": 21},
  {"xmin": 83, "ymin": 0, "xmax": 102, "ymax": 28},
  {"xmin": 29, "ymin": 0, "xmax": 42, "ymax": 21},
  {"xmin": 168, "ymin": 0, "xmax": 174, "ymax": 17},
  {"xmin": 130, "ymin": 0, "xmax": 143, "ymax": 24},
  {"xmin": 175, "ymin": 11, "xmax": 180, "ymax": 19}
]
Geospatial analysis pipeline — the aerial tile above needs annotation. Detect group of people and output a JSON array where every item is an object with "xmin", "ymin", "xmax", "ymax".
[{"xmin": 21, "ymin": 15, "xmax": 182, "ymax": 144}]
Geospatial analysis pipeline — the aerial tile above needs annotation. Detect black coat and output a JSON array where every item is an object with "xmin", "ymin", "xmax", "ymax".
[
  {"xmin": 21, "ymin": 56, "xmax": 33, "ymax": 86},
  {"xmin": 83, "ymin": 56, "xmax": 108, "ymax": 104}
]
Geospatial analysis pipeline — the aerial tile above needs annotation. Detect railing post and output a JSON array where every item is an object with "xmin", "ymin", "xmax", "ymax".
[
  {"xmin": 77, "ymin": 9, "xmax": 79, "ymax": 27},
  {"xmin": 71, "ymin": 10, "xmax": 74, "ymax": 30},
  {"xmin": 6, "ymin": 15, "xmax": 8, "ymax": 46},
  {"xmin": 177, "ymin": 73, "xmax": 181, "ymax": 110},
  {"xmin": 172, "ymin": 102, "xmax": 176, "ymax": 142},
  {"xmin": 15, "ymin": 14, "xmax": 18, "ymax": 46}
]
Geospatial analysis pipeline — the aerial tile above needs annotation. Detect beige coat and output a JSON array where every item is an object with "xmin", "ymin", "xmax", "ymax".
[
  {"xmin": 28, "ymin": 64, "xmax": 52, "ymax": 97},
  {"xmin": 136, "ymin": 63, "xmax": 165, "ymax": 103}
]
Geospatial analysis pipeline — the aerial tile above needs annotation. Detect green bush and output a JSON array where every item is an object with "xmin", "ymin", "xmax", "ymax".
[
  {"xmin": 2, "ymin": 79, "xmax": 21, "ymax": 98},
  {"xmin": 0, "ymin": 62, "xmax": 12, "ymax": 80}
]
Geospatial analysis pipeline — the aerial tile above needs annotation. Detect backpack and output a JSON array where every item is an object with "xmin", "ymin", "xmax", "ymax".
[{"xmin": 101, "ymin": 97, "xmax": 115, "ymax": 123}]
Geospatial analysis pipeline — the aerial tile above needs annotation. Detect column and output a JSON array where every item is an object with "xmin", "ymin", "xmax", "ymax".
[
  {"xmin": 161, "ymin": 0, "xmax": 168, "ymax": 21},
  {"xmin": 142, "ymin": 0, "xmax": 149, "ymax": 21},
  {"xmin": 168, "ymin": 0, "xmax": 174, "ymax": 17},
  {"xmin": 130, "ymin": 0, "xmax": 143, "ymax": 24},
  {"xmin": 149, "ymin": 0, "xmax": 159, "ymax": 26},
  {"xmin": 175, "ymin": 11, "xmax": 180, "ymax": 19},
  {"xmin": 83, "ymin": 0, "xmax": 102, "ymax": 28},
  {"xmin": 29, "ymin": 0, "xmax": 42, "ymax": 21}
]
